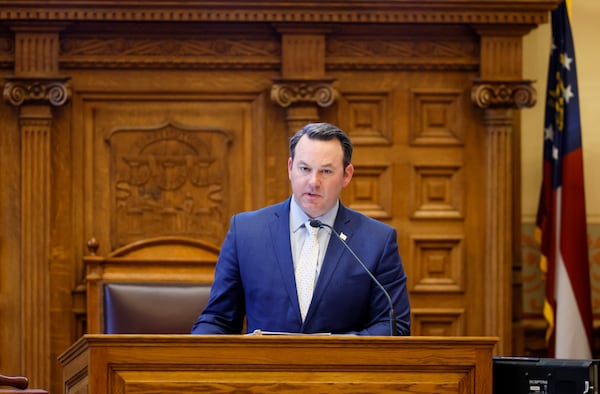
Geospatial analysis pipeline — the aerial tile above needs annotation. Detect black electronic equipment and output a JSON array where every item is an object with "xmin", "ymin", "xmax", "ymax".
[{"xmin": 493, "ymin": 356, "xmax": 599, "ymax": 394}]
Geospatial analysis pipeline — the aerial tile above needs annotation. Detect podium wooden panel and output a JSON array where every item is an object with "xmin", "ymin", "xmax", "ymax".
[{"xmin": 59, "ymin": 335, "xmax": 497, "ymax": 394}]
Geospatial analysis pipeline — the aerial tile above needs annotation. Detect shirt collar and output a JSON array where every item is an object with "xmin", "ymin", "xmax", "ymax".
[{"xmin": 290, "ymin": 196, "xmax": 339, "ymax": 233}]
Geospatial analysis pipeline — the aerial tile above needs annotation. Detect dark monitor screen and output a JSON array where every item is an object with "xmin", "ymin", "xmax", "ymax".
[{"xmin": 493, "ymin": 357, "xmax": 598, "ymax": 394}]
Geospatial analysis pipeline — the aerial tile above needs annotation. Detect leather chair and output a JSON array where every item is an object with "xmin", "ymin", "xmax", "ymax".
[
  {"xmin": 0, "ymin": 374, "xmax": 47, "ymax": 393},
  {"xmin": 85, "ymin": 236, "xmax": 219, "ymax": 334},
  {"xmin": 103, "ymin": 282, "xmax": 212, "ymax": 333}
]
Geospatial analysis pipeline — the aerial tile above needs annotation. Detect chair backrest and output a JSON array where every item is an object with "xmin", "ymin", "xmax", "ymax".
[{"xmin": 85, "ymin": 236, "xmax": 219, "ymax": 334}]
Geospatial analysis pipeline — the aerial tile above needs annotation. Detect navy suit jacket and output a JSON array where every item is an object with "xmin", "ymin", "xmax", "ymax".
[{"xmin": 191, "ymin": 198, "xmax": 411, "ymax": 336}]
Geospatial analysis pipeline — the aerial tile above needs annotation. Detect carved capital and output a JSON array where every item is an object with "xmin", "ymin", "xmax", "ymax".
[
  {"xmin": 470, "ymin": 80, "xmax": 536, "ymax": 109},
  {"xmin": 271, "ymin": 78, "xmax": 337, "ymax": 108},
  {"xmin": 3, "ymin": 76, "xmax": 71, "ymax": 107}
]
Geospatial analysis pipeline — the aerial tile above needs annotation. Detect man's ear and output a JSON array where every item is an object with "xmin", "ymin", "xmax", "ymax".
[{"xmin": 343, "ymin": 164, "xmax": 354, "ymax": 186}]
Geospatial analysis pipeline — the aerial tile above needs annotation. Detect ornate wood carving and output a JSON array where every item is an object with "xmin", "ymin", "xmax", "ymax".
[
  {"xmin": 0, "ymin": 3, "xmax": 552, "ymax": 25},
  {"xmin": 271, "ymin": 26, "xmax": 336, "ymax": 134},
  {"xmin": 270, "ymin": 78, "xmax": 337, "ymax": 108},
  {"xmin": 59, "ymin": 34, "xmax": 281, "ymax": 70},
  {"xmin": 471, "ymin": 81, "xmax": 537, "ymax": 109},
  {"xmin": 270, "ymin": 77, "xmax": 339, "ymax": 141},
  {"xmin": 3, "ymin": 76, "xmax": 70, "ymax": 106},
  {"xmin": 327, "ymin": 31, "xmax": 480, "ymax": 71},
  {"xmin": 106, "ymin": 123, "xmax": 232, "ymax": 249}
]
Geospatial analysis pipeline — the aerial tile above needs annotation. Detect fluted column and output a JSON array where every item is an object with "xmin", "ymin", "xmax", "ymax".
[
  {"xmin": 270, "ymin": 26, "xmax": 337, "ymax": 135},
  {"xmin": 2, "ymin": 24, "xmax": 70, "ymax": 389},
  {"xmin": 471, "ymin": 22, "xmax": 538, "ymax": 356},
  {"xmin": 471, "ymin": 77, "xmax": 536, "ymax": 354},
  {"xmin": 19, "ymin": 104, "xmax": 52, "ymax": 386}
]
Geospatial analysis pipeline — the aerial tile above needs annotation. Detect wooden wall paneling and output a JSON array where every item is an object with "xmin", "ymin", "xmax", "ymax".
[
  {"xmin": 0, "ymin": 2, "xmax": 559, "ymax": 392},
  {"xmin": 325, "ymin": 21, "xmax": 487, "ymax": 340},
  {"xmin": 328, "ymin": 18, "xmax": 485, "ymax": 338}
]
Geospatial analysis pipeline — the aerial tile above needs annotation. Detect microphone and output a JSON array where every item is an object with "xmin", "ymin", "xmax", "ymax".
[{"xmin": 309, "ymin": 219, "xmax": 397, "ymax": 336}]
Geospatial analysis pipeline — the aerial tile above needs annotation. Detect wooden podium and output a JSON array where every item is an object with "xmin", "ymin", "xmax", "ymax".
[{"xmin": 59, "ymin": 334, "xmax": 497, "ymax": 393}]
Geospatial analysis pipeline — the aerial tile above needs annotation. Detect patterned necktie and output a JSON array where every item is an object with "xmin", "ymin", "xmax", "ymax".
[{"xmin": 296, "ymin": 222, "xmax": 320, "ymax": 322}]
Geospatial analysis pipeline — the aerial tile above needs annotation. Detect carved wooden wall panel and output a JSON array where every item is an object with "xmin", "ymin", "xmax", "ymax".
[
  {"xmin": 411, "ymin": 308, "xmax": 466, "ymax": 336},
  {"xmin": 410, "ymin": 90, "xmax": 464, "ymax": 146},
  {"xmin": 107, "ymin": 123, "xmax": 232, "ymax": 248},
  {"xmin": 78, "ymin": 97, "xmax": 258, "ymax": 253},
  {"xmin": 0, "ymin": 2, "xmax": 556, "ymax": 393}
]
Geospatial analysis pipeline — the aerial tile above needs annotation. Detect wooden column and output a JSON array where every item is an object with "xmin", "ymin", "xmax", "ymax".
[
  {"xmin": 2, "ymin": 24, "xmax": 70, "ymax": 389},
  {"xmin": 471, "ymin": 28, "xmax": 536, "ymax": 355},
  {"xmin": 270, "ymin": 26, "xmax": 337, "ymax": 135}
]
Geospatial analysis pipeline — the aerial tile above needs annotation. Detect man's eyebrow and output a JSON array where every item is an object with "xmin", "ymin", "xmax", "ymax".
[{"xmin": 296, "ymin": 160, "xmax": 337, "ymax": 169}]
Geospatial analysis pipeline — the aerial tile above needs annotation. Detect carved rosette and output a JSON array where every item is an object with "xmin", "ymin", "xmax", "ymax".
[
  {"xmin": 3, "ymin": 76, "xmax": 71, "ymax": 107},
  {"xmin": 470, "ymin": 80, "xmax": 536, "ymax": 109},
  {"xmin": 271, "ymin": 79, "xmax": 337, "ymax": 108}
]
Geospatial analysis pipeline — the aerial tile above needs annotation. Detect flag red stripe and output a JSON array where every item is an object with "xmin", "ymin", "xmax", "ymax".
[{"xmin": 559, "ymin": 149, "xmax": 593, "ymax": 348}]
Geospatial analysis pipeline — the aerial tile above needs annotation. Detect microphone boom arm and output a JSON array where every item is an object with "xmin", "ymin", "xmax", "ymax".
[{"xmin": 309, "ymin": 219, "xmax": 397, "ymax": 336}]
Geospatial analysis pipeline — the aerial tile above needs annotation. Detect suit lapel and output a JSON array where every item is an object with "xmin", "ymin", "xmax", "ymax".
[
  {"xmin": 306, "ymin": 204, "xmax": 354, "ymax": 322},
  {"xmin": 268, "ymin": 198, "xmax": 302, "ymax": 317}
]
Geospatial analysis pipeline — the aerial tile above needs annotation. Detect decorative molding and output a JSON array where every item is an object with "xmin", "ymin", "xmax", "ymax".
[
  {"xmin": 342, "ymin": 164, "xmax": 392, "ymax": 220},
  {"xmin": 409, "ymin": 236, "xmax": 465, "ymax": 293},
  {"xmin": 471, "ymin": 80, "xmax": 536, "ymax": 109},
  {"xmin": 328, "ymin": 37, "xmax": 479, "ymax": 71},
  {"xmin": 59, "ymin": 37, "xmax": 280, "ymax": 70},
  {"xmin": 3, "ymin": 76, "xmax": 71, "ymax": 106},
  {"xmin": 0, "ymin": 3, "xmax": 553, "ymax": 25},
  {"xmin": 271, "ymin": 78, "xmax": 337, "ymax": 108},
  {"xmin": 338, "ymin": 92, "xmax": 392, "ymax": 146},
  {"xmin": 279, "ymin": 32, "xmax": 326, "ymax": 77},
  {"xmin": 478, "ymin": 35, "xmax": 524, "ymax": 79},
  {"xmin": 55, "ymin": 38, "xmax": 481, "ymax": 71},
  {"xmin": 411, "ymin": 308, "xmax": 465, "ymax": 336},
  {"xmin": 0, "ymin": 35, "xmax": 14, "ymax": 68},
  {"xmin": 411, "ymin": 165, "xmax": 464, "ymax": 219},
  {"xmin": 410, "ymin": 89, "xmax": 464, "ymax": 146}
]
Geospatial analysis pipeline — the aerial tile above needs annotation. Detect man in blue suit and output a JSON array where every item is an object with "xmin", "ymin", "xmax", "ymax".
[{"xmin": 192, "ymin": 122, "xmax": 410, "ymax": 336}]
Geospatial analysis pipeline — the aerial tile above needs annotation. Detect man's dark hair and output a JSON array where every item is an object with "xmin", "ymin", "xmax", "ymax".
[{"xmin": 289, "ymin": 122, "xmax": 353, "ymax": 168}]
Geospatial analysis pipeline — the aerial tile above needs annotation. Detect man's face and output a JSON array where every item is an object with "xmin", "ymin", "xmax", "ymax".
[{"xmin": 288, "ymin": 135, "xmax": 354, "ymax": 218}]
